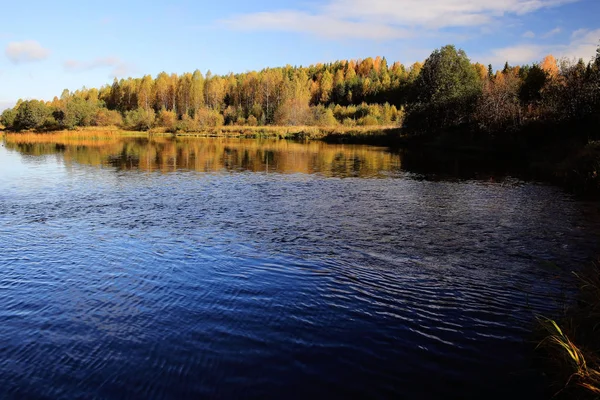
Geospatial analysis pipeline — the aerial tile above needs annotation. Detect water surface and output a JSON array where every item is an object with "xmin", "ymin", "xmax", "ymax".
[{"xmin": 1, "ymin": 136, "xmax": 599, "ymax": 399}]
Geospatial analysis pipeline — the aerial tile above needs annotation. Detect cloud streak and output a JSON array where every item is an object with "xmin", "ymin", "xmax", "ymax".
[
  {"xmin": 223, "ymin": 11, "xmax": 411, "ymax": 39},
  {"xmin": 5, "ymin": 40, "xmax": 50, "ymax": 63},
  {"xmin": 542, "ymin": 27, "xmax": 562, "ymax": 38},
  {"xmin": 477, "ymin": 28, "xmax": 600, "ymax": 68},
  {"xmin": 221, "ymin": 0, "xmax": 580, "ymax": 40},
  {"xmin": 63, "ymin": 56, "xmax": 134, "ymax": 78}
]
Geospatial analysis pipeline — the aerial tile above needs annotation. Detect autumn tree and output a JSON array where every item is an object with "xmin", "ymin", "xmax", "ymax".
[
  {"xmin": 205, "ymin": 72, "xmax": 225, "ymax": 111},
  {"xmin": 540, "ymin": 54, "xmax": 559, "ymax": 78},
  {"xmin": 190, "ymin": 69, "xmax": 205, "ymax": 117},
  {"xmin": 137, "ymin": 75, "xmax": 154, "ymax": 110},
  {"xmin": 154, "ymin": 72, "xmax": 171, "ymax": 111},
  {"xmin": 176, "ymin": 72, "xmax": 192, "ymax": 117},
  {"xmin": 405, "ymin": 45, "xmax": 481, "ymax": 133},
  {"xmin": 260, "ymin": 69, "xmax": 283, "ymax": 124},
  {"xmin": 474, "ymin": 63, "xmax": 488, "ymax": 81},
  {"xmin": 332, "ymin": 68, "xmax": 346, "ymax": 104},
  {"xmin": 475, "ymin": 70, "xmax": 522, "ymax": 132},
  {"xmin": 275, "ymin": 70, "xmax": 311, "ymax": 125}
]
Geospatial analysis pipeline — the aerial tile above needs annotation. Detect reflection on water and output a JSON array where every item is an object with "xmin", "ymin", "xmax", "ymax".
[{"xmin": 3, "ymin": 136, "xmax": 402, "ymax": 177}]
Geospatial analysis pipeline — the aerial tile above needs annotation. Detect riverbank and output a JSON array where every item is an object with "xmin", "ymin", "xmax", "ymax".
[
  {"xmin": 2, "ymin": 124, "xmax": 402, "ymax": 142},
  {"xmin": 3, "ymin": 124, "xmax": 600, "ymax": 196},
  {"xmin": 158, "ymin": 124, "xmax": 403, "ymax": 144}
]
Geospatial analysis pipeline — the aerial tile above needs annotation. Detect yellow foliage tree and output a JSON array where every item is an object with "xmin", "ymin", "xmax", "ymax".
[{"xmin": 541, "ymin": 55, "xmax": 559, "ymax": 78}]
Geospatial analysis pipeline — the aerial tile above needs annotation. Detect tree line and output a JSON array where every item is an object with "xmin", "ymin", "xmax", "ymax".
[
  {"xmin": 1, "ymin": 43, "xmax": 599, "ymax": 138},
  {"xmin": 405, "ymin": 45, "xmax": 600, "ymax": 140}
]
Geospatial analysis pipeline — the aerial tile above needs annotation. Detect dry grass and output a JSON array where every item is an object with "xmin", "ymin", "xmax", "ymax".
[
  {"xmin": 538, "ymin": 260, "xmax": 600, "ymax": 398},
  {"xmin": 3, "ymin": 124, "xmax": 403, "ymax": 143},
  {"xmin": 3, "ymin": 129, "xmax": 146, "ymax": 147},
  {"xmin": 538, "ymin": 318, "xmax": 600, "ymax": 396},
  {"xmin": 170, "ymin": 124, "xmax": 402, "ymax": 141},
  {"xmin": 2, "ymin": 124, "xmax": 404, "ymax": 149}
]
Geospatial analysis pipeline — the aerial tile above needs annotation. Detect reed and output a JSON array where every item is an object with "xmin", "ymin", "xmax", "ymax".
[
  {"xmin": 3, "ymin": 124, "xmax": 404, "ymax": 145},
  {"xmin": 538, "ymin": 260, "xmax": 600, "ymax": 398},
  {"xmin": 3, "ymin": 129, "xmax": 146, "ymax": 144},
  {"xmin": 171, "ymin": 125, "xmax": 402, "ymax": 141}
]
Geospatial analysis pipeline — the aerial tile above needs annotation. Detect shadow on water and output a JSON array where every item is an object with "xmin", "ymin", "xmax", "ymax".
[{"xmin": 394, "ymin": 146, "xmax": 534, "ymax": 182}]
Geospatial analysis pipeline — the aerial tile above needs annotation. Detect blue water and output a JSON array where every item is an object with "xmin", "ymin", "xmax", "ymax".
[{"xmin": 0, "ymin": 138, "xmax": 598, "ymax": 399}]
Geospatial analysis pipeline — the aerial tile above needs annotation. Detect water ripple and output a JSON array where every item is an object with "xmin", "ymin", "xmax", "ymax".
[{"xmin": 0, "ymin": 140, "xmax": 599, "ymax": 399}]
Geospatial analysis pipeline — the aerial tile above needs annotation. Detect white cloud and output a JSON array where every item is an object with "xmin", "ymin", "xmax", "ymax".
[
  {"xmin": 542, "ymin": 27, "xmax": 562, "ymax": 38},
  {"xmin": 64, "ymin": 57, "xmax": 120, "ymax": 71},
  {"xmin": 325, "ymin": 0, "xmax": 577, "ymax": 28},
  {"xmin": 5, "ymin": 40, "xmax": 50, "ymax": 63},
  {"xmin": 571, "ymin": 28, "xmax": 589, "ymax": 39},
  {"xmin": 523, "ymin": 31, "xmax": 536, "ymax": 38},
  {"xmin": 477, "ymin": 28, "xmax": 600, "ymax": 68},
  {"xmin": 557, "ymin": 28, "xmax": 600, "ymax": 61},
  {"xmin": 222, "ymin": 11, "xmax": 411, "ymax": 39},
  {"xmin": 482, "ymin": 44, "xmax": 547, "ymax": 67},
  {"xmin": 221, "ymin": 0, "xmax": 580, "ymax": 39},
  {"xmin": 63, "ymin": 56, "xmax": 135, "ymax": 78}
]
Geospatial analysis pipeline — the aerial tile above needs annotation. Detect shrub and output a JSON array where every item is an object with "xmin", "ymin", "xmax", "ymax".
[
  {"xmin": 195, "ymin": 108, "xmax": 224, "ymax": 128},
  {"xmin": 342, "ymin": 117, "xmax": 356, "ymax": 127},
  {"xmin": 247, "ymin": 115, "xmax": 258, "ymax": 126},
  {"xmin": 223, "ymin": 106, "xmax": 241, "ymax": 126},
  {"xmin": 93, "ymin": 109, "xmax": 123, "ymax": 127},
  {"xmin": 41, "ymin": 115, "xmax": 60, "ymax": 131},
  {"xmin": 358, "ymin": 115, "xmax": 379, "ymax": 126},
  {"xmin": 312, "ymin": 106, "xmax": 338, "ymax": 126},
  {"xmin": 176, "ymin": 114, "xmax": 196, "ymax": 132},
  {"xmin": 157, "ymin": 109, "xmax": 177, "ymax": 132},
  {"xmin": 1, "ymin": 108, "xmax": 16, "ymax": 130},
  {"xmin": 124, "ymin": 108, "xmax": 155, "ymax": 131}
]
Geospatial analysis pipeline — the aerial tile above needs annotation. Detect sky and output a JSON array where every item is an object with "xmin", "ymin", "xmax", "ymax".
[{"xmin": 1, "ymin": 0, "xmax": 599, "ymax": 111}]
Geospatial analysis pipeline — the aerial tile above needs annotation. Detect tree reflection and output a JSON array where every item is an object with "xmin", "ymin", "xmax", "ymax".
[{"xmin": 3, "ymin": 135, "xmax": 402, "ymax": 178}]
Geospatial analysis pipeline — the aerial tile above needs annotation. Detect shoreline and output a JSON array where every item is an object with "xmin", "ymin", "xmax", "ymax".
[{"xmin": 3, "ymin": 125, "xmax": 599, "ymax": 197}]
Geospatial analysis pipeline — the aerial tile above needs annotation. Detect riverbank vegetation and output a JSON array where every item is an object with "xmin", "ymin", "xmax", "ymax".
[{"xmin": 537, "ymin": 260, "xmax": 600, "ymax": 399}]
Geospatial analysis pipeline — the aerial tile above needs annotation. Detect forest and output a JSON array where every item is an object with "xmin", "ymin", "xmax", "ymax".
[{"xmin": 1, "ymin": 44, "xmax": 599, "ymax": 142}]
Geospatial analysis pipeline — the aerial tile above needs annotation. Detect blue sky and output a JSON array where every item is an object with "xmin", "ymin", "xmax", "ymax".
[{"xmin": 1, "ymin": 0, "xmax": 599, "ymax": 110}]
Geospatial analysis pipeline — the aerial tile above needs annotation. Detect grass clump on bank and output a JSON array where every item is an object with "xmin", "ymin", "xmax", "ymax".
[
  {"xmin": 171, "ymin": 124, "xmax": 402, "ymax": 143},
  {"xmin": 2, "ymin": 124, "xmax": 404, "ymax": 147},
  {"xmin": 2, "ymin": 127, "xmax": 147, "ymax": 146},
  {"xmin": 537, "ymin": 260, "xmax": 600, "ymax": 398}
]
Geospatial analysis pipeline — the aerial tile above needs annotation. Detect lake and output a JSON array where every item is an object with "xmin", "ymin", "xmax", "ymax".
[{"xmin": 1, "ymin": 135, "xmax": 599, "ymax": 399}]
